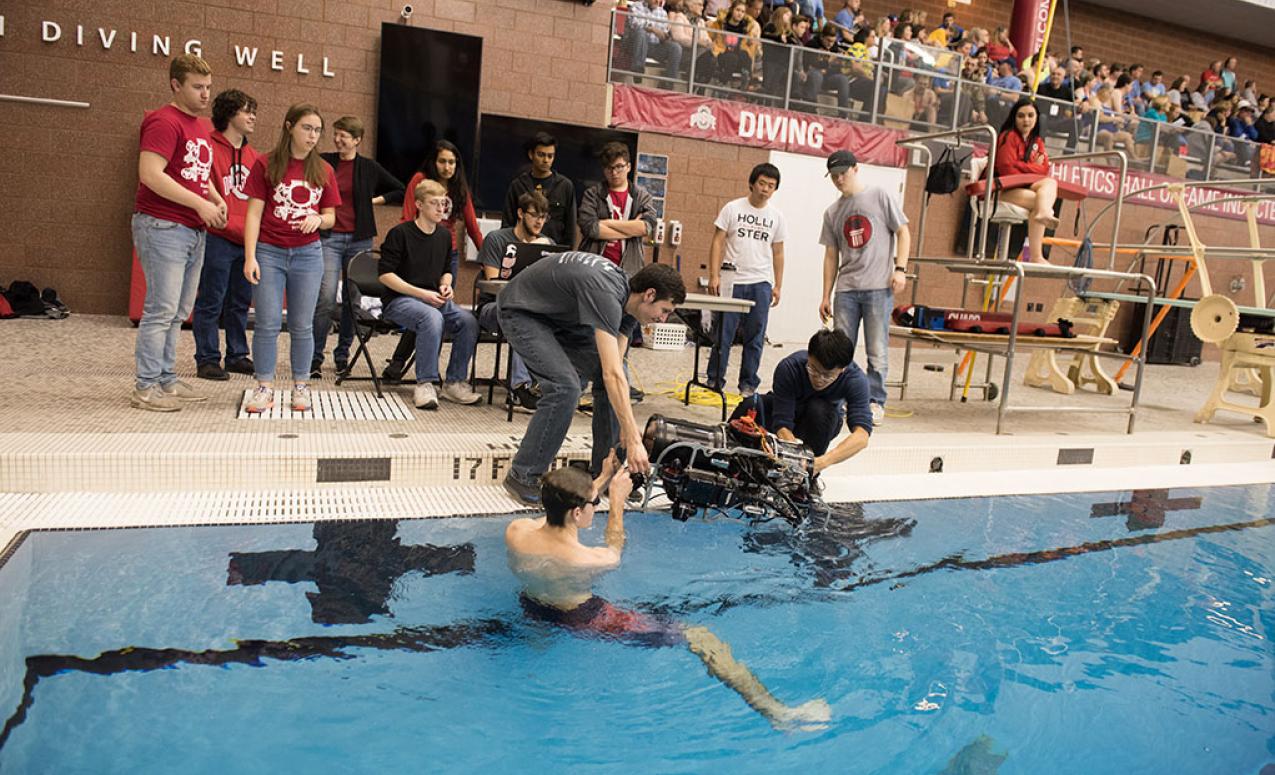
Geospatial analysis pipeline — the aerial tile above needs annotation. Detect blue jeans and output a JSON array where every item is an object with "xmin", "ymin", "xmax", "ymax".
[
  {"xmin": 314, "ymin": 233, "xmax": 372, "ymax": 367},
  {"xmin": 478, "ymin": 302, "xmax": 531, "ymax": 388},
  {"xmin": 192, "ymin": 232, "xmax": 252, "ymax": 367},
  {"xmin": 252, "ymin": 241, "xmax": 325, "ymax": 383},
  {"xmin": 132, "ymin": 213, "xmax": 205, "ymax": 390},
  {"xmin": 621, "ymin": 28, "xmax": 683, "ymax": 78},
  {"xmin": 707, "ymin": 281, "xmax": 771, "ymax": 392},
  {"xmin": 834, "ymin": 288, "xmax": 893, "ymax": 407},
  {"xmin": 806, "ymin": 68, "xmax": 850, "ymax": 107},
  {"xmin": 499, "ymin": 308, "xmax": 618, "ymax": 483},
  {"xmin": 383, "ymin": 297, "xmax": 479, "ymax": 384}
]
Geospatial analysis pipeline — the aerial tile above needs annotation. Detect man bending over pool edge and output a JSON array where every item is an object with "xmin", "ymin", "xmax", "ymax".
[{"xmin": 505, "ymin": 459, "xmax": 832, "ymax": 731}]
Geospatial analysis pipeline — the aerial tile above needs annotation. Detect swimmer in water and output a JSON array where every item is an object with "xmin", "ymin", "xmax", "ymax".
[{"xmin": 505, "ymin": 452, "xmax": 832, "ymax": 731}]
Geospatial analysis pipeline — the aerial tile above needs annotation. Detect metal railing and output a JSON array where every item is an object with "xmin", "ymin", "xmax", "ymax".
[{"xmin": 607, "ymin": 9, "xmax": 1270, "ymax": 184}]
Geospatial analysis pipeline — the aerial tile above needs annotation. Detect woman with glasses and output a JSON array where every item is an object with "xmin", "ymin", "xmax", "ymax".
[{"xmin": 241, "ymin": 103, "xmax": 339, "ymax": 414}]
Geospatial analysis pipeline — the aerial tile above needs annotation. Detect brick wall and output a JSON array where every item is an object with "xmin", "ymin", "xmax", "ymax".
[{"xmin": 0, "ymin": 0, "xmax": 1271, "ymax": 315}]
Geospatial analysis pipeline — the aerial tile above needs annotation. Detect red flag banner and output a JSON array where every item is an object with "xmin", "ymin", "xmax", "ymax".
[{"xmin": 610, "ymin": 84, "xmax": 909, "ymax": 167}]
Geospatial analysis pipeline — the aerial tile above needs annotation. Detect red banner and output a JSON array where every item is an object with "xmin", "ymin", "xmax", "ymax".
[
  {"xmin": 610, "ymin": 85, "xmax": 909, "ymax": 167},
  {"xmin": 1050, "ymin": 162, "xmax": 1275, "ymax": 226}
]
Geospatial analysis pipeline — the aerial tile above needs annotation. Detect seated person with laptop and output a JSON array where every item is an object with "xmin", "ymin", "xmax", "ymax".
[
  {"xmin": 378, "ymin": 179, "xmax": 482, "ymax": 410},
  {"xmin": 474, "ymin": 191, "xmax": 569, "ymax": 413}
]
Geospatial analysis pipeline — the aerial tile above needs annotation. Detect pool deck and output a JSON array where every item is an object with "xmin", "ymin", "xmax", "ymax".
[{"xmin": 1, "ymin": 314, "xmax": 1272, "ymax": 555}]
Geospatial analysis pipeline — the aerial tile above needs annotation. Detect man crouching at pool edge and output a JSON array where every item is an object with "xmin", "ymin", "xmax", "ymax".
[{"xmin": 505, "ymin": 454, "xmax": 832, "ymax": 731}]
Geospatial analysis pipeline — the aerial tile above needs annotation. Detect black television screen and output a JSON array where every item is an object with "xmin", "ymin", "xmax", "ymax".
[
  {"xmin": 474, "ymin": 114, "xmax": 638, "ymax": 215},
  {"xmin": 375, "ymin": 23, "xmax": 482, "ymax": 187}
]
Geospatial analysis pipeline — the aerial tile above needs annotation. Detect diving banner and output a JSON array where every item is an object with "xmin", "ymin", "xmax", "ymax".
[{"xmin": 609, "ymin": 84, "xmax": 909, "ymax": 168}]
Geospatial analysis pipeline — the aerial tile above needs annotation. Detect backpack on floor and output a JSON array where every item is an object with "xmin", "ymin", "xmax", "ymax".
[{"xmin": 2, "ymin": 281, "xmax": 45, "ymax": 317}]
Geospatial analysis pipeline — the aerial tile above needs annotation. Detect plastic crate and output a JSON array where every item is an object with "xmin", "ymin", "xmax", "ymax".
[{"xmin": 644, "ymin": 323, "xmax": 687, "ymax": 350}]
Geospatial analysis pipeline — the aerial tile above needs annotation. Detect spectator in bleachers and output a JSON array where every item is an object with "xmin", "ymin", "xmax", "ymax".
[
  {"xmin": 746, "ymin": 0, "xmax": 768, "ymax": 25},
  {"xmin": 803, "ymin": 23, "xmax": 851, "ymax": 109},
  {"xmin": 1254, "ymin": 103, "xmax": 1275, "ymax": 144},
  {"xmin": 988, "ymin": 60, "xmax": 1024, "ymax": 93},
  {"xmin": 700, "ymin": 0, "xmax": 761, "ymax": 89},
  {"xmin": 911, "ymin": 74, "xmax": 938, "ymax": 126},
  {"xmin": 792, "ymin": 0, "xmax": 822, "ymax": 23},
  {"xmin": 828, "ymin": 0, "xmax": 863, "ymax": 39},
  {"xmin": 1228, "ymin": 100, "xmax": 1259, "ymax": 164},
  {"xmin": 761, "ymin": 6, "xmax": 798, "ymax": 97},
  {"xmin": 1221, "ymin": 56, "xmax": 1238, "ymax": 92},
  {"xmin": 1091, "ymin": 84, "xmax": 1138, "ymax": 154},
  {"xmin": 1126, "ymin": 64, "xmax": 1146, "ymax": 112},
  {"xmin": 1200, "ymin": 61, "xmax": 1224, "ymax": 92},
  {"xmin": 707, "ymin": 0, "xmax": 732, "ymax": 14},
  {"xmin": 927, "ymin": 12, "xmax": 963, "ymax": 47},
  {"xmin": 958, "ymin": 54, "xmax": 989, "ymax": 126},
  {"xmin": 1134, "ymin": 94, "xmax": 1172, "ymax": 157},
  {"xmin": 1069, "ymin": 45, "xmax": 1084, "ymax": 63},
  {"xmin": 1190, "ymin": 80, "xmax": 1216, "ymax": 111},
  {"xmin": 1036, "ymin": 65, "xmax": 1079, "ymax": 149},
  {"xmin": 985, "ymin": 26, "xmax": 1017, "ymax": 67},
  {"xmin": 1166, "ymin": 75, "xmax": 1190, "ymax": 108},
  {"xmin": 620, "ymin": 0, "xmax": 685, "ymax": 83},
  {"xmin": 792, "ymin": 13, "xmax": 814, "ymax": 44},
  {"xmin": 669, "ymin": 0, "xmax": 713, "ymax": 63},
  {"xmin": 843, "ymin": 28, "xmax": 878, "ymax": 109},
  {"xmin": 1241, "ymin": 80, "xmax": 1259, "ymax": 105},
  {"xmin": 1144, "ymin": 70, "xmax": 1166, "ymax": 99},
  {"xmin": 969, "ymin": 27, "xmax": 990, "ymax": 54},
  {"xmin": 992, "ymin": 98, "xmax": 1058, "ymax": 264}
]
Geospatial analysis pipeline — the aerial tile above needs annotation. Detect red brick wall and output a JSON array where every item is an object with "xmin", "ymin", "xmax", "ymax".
[{"xmin": 0, "ymin": 0, "xmax": 1271, "ymax": 314}]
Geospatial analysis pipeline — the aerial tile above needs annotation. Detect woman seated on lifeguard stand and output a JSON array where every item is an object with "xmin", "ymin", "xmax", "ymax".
[{"xmin": 994, "ymin": 97, "xmax": 1059, "ymax": 264}]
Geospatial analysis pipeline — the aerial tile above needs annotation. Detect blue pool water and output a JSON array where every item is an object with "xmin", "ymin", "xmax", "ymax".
[{"xmin": 0, "ymin": 485, "xmax": 1271, "ymax": 773}]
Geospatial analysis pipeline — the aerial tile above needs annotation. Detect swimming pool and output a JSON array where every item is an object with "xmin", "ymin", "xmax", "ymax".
[{"xmin": 0, "ymin": 484, "xmax": 1270, "ymax": 773}]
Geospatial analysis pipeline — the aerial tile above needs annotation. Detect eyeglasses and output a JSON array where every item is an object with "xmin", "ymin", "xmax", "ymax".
[{"xmin": 604, "ymin": 162, "xmax": 630, "ymax": 173}]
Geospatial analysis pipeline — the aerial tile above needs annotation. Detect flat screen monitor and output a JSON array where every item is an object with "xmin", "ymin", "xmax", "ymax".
[
  {"xmin": 375, "ymin": 23, "xmax": 482, "ymax": 187},
  {"xmin": 474, "ymin": 114, "xmax": 638, "ymax": 215}
]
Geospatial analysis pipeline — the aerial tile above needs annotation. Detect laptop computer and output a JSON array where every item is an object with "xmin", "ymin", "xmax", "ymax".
[{"xmin": 495, "ymin": 243, "xmax": 572, "ymax": 280}]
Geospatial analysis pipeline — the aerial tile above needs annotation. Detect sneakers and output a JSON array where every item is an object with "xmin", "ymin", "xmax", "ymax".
[
  {"xmin": 309, "ymin": 361, "xmax": 322, "ymax": 380},
  {"xmin": 292, "ymin": 383, "xmax": 313, "ymax": 412},
  {"xmin": 739, "ymin": 385, "xmax": 757, "ymax": 399},
  {"xmin": 414, "ymin": 382, "xmax": 439, "ymax": 410},
  {"xmin": 196, "ymin": 363, "xmax": 229, "ymax": 381},
  {"xmin": 245, "ymin": 385, "xmax": 274, "ymax": 414},
  {"xmin": 511, "ymin": 384, "xmax": 539, "ymax": 414},
  {"xmin": 440, "ymin": 381, "xmax": 482, "ymax": 405},
  {"xmin": 334, "ymin": 359, "xmax": 349, "ymax": 376},
  {"xmin": 503, "ymin": 473, "xmax": 541, "ymax": 505},
  {"xmin": 870, "ymin": 402, "xmax": 885, "ymax": 424},
  {"xmin": 629, "ymin": 386, "xmax": 645, "ymax": 403},
  {"xmin": 161, "ymin": 380, "xmax": 208, "ymax": 403},
  {"xmin": 130, "ymin": 385, "xmax": 181, "ymax": 412},
  {"xmin": 225, "ymin": 357, "xmax": 254, "ymax": 375}
]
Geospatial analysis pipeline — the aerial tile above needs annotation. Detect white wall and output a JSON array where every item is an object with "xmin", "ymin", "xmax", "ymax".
[{"xmin": 765, "ymin": 151, "xmax": 907, "ymax": 344}]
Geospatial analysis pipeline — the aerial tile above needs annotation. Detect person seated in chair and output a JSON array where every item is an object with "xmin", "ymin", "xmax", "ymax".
[
  {"xmin": 475, "ymin": 191, "xmax": 552, "ymax": 413},
  {"xmin": 377, "ymin": 179, "xmax": 481, "ymax": 410},
  {"xmin": 730, "ymin": 328, "xmax": 872, "ymax": 474}
]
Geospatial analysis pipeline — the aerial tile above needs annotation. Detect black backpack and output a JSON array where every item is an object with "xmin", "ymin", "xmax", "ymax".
[
  {"xmin": 2, "ymin": 281, "xmax": 45, "ymax": 317},
  {"xmin": 925, "ymin": 146, "xmax": 961, "ymax": 196}
]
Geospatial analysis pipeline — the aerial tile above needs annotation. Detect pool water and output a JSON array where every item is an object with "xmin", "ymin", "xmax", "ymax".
[{"xmin": 0, "ymin": 485, "xmax": 1271, "ymax": 773}]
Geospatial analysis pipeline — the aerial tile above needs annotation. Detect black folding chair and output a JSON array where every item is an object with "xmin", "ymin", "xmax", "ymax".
[{"xmin": 334, "ymin": 249, "xmax": 413, "ymax": 399}]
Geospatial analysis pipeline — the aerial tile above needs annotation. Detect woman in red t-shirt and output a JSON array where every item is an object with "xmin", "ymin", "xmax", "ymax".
[
  {"xmin": 242, "ymin": 103, "xmax": 340, "ymax": 414},
  {"xmin": 401, "ymin": 140, "xmax": 483, "ymax": 258},
  {"xmin": 993, "ymin": 97, "xmax": 1058, "ymax": 264}
]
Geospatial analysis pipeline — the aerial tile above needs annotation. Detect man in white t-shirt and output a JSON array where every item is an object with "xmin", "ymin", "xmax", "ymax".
[{"xmin": 706, "ymin": 163, "xmax": 787, "ymax": 397}]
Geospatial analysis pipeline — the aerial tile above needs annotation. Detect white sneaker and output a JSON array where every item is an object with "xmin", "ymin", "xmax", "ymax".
[
  {"xmin": 131, "ymin": 385, "xmax": 181, "ymax": 412},
  {"xmin": 161, "ymin": 379, "xmax": 208, "ymax": 403},
  {"xmin": 870, "ymin": 403, "xmax": 885, "ymax": 424},
  {"xmin": 291, "ymin": 383, "xmax": 313, "ymax": 412},
  {"xmin": 440, "ymin": 381, "xmax": 482, "ymax": 405},
  {"xmin": 414, "ymin": 382, "xmax": 439, "ymax": 410},
  {"xmin": 245, "ymin": 385, "xmax": 274, "ymax": 414}
]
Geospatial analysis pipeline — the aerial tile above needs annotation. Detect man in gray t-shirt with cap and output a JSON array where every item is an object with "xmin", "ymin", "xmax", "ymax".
[{"xmin": 818, "ymin": 149, "xmax": 911, "ymax": 424}]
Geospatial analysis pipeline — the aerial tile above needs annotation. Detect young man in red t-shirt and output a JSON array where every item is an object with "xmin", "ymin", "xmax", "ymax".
[
  {"xmin": 192, "ymin": 88, "xmax": 258, "ymax": 382},
  {"xmin": 132, "ymin": 54, "xmax": 228, "ymax": 412}
]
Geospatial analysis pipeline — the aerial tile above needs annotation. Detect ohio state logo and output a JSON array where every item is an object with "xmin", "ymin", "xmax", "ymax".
[
  {"xmin": 272, "ymin": 179, "xmax": 322, "ymax": 222},
  {"xmin": 180, "ymin": 138, "xmax": 212, "ymax": 191},
  {"xmin": 842, "ymin": 214, "xmax": 872, "ymax": 248}
]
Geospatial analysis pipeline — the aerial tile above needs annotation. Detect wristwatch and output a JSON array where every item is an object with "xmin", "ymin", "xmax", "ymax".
[{"xmin": 893, "ymin": 266, "xmax": 907, "ymax": 274}]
